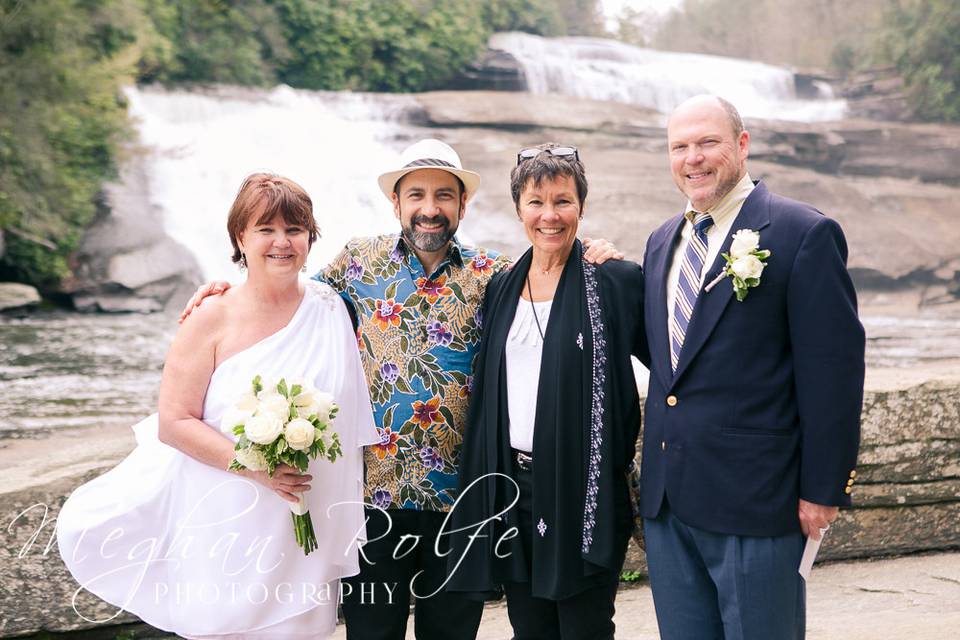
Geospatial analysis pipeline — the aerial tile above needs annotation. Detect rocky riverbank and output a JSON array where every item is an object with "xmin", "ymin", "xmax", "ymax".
[{"xmin": 2, "ymin": 357, "xmax": 959, "ymax": 637}]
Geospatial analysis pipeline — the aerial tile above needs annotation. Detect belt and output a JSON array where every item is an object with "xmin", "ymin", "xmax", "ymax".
[{"xmin": 513, "ymin": 449, "xmax": 533, "ymax": 472}]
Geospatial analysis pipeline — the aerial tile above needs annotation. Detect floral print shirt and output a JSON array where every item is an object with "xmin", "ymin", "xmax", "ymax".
[{"xmin": 318, "ymin": 234, "xmax": 511, "ymax": 512}]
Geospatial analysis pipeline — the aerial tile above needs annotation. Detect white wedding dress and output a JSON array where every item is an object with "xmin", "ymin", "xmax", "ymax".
[{"xmin": 57, "ymin": 281, "xmax": 380, "ymax": 639}]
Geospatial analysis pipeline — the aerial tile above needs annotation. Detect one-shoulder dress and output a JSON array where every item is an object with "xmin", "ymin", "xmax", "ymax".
[{"xmin": 56, "ymin": 281, "xmax": 380, "ymax": 638}]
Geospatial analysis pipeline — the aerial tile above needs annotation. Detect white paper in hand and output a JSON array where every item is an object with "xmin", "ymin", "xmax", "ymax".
[{"xmin": 798, "ymin": 526, "xmax": 829, "ymax": 581}]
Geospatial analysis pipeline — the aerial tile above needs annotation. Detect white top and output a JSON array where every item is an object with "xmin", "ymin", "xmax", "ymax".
[
  {"xmin": 505, "ymin": 297, "xmax": 553, "ymax": 453},
  {"xmin": 666, "ymin": 173, "xmax": 755, "ymax": 334}
]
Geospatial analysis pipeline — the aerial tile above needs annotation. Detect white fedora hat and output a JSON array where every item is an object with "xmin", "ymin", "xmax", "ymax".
[{"xmin": 378, "ymin": 139, "xmax": 481, "ymax": 202}]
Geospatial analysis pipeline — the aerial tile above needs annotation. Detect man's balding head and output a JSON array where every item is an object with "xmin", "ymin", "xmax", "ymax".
[{"xmin": 666, "ymin": 95, "xmax": 750, "ymax": 212}]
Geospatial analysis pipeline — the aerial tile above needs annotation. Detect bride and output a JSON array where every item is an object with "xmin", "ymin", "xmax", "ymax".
[{"xmin": 56, "ymin": 173, "xmax": 379, "ymax": 638}]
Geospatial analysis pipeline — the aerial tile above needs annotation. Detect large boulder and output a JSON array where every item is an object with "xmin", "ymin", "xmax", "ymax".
[
  {"xmin": 0, "ymin": 282, "xmax": 40, "ymax": 312},
  {"xmin": 446, "ymin": 49, "xmax": 527, "ymax": 92},
  {"xmin": 65, "ymin": 153, "xmax": 202, "ymax": 313}
]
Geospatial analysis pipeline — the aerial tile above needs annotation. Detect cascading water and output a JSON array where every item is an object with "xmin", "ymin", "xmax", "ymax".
[
  {"xmin": 490, "ymin": 32, "xmax": 846, "ymax": 122},
  {"xmin": 125, "ymin": 85, "xmax": 422, "ymax": 282}
]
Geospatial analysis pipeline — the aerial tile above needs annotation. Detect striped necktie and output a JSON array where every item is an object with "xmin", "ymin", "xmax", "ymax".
[{"xmin": 670, "ymin": 213, "xmax": 714, "ymax": 372}]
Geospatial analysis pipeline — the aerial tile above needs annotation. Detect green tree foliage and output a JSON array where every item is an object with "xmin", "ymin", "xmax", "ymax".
[
  {"xmin": 881, "ymin": 0, "xmax": 960, "ymax": 122},
  {"xmin": 273, "ymin": 0, "xmax": 488, "ymax": 92},
  {"xmin": 0, "ymin": 0, "xmax": 593, "ymax": 291},
  {"xmin": 484, "ymin": 0, "xmax": 566, "ymax": 36},
  {"xmin": 139, "ymin": 0, "xmax": 288, "ymax": 85},
  {"xmin": 0, "ymin": 0, "xmax": 142, "ymax": 287}
]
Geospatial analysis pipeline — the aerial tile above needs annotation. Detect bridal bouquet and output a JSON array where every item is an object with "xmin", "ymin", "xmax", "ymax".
[{"xmin": 221, "ymin": 375, "xmax": 342, "ymax": 554}]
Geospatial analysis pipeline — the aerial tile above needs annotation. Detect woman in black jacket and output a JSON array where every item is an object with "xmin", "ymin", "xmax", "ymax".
[{"xmin": 447, "ymin": 144, "xmax": 648, "ymax": 640}]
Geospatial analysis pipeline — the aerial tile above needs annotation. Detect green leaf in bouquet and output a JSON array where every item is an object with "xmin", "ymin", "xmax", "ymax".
[
  {"xmin": 330, "ymin": 433, "xmax": 342, "ymax": 459},
  {"xmin": 313, "ymin": 429, "xmax": 326, "ymax": 455},
  {"xmin": 228, "ymin": 460, "xmax": 245, "ymax": 472},
  {"xmin": 296, "ymin": 450, "xmax": 309, "ymax": 471},
  {"xmin": 237, "ymin": 435, "xmax": 250, "ymax": 449},
  {"xmin": 329, "ymin": 404, "xmax": 339, "ymax": 420},
  {"xmin": 232, "ymin": 425, "xmax": 245, "ymax": 436},
  {"xmin": 290, "ymin": 384, "xmax": 303, "ymax": 398},
  {"xmin": 252, "ymin": 375, "xmax": 263, "ymax": 395},
  {"xmin": 278, "ymin": 378, "xmax": 289, "ymax": 398},
  {"xmin": 289, "ymin": 404, "xmax": 298, "ymax": 421}
]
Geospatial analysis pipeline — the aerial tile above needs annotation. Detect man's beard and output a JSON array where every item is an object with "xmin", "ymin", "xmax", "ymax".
[{"xmin": 401, "ymin": 214, "xmax": 457, "ymax": 253}]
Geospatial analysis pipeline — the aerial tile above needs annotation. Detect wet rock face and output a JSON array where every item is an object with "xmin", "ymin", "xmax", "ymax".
[
  {"xmin": 446, "ymin": 49, "xmax": 527, "ymax": 92},
  {"xmin": 66, "ymin": 155, "xmax": 202, "ymax": 314}
]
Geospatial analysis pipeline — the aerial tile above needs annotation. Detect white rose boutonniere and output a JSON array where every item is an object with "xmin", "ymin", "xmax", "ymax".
[
  {"xmin": 729, "ymin": 229, "xmax": 760, "ymax": 258},
  {"xmin": 705, "ymin": 229, "xmax": 771, "ymax": 301}
]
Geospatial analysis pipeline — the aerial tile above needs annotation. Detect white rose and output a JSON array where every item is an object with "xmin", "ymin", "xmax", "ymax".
[
  {"xmin": 729, "ymin": 229, "xmax": 760, "ymax": 259},
  {"xmin": 244, "ymin": 413, "xmax": 284, "ymax": 445},
  {"xmin": 234, "ymin": 447, "xmax": 269, "ymax": 471},
  {"xmin": 301, "ymin": 391, "xmax": 335, "ymax": 421},
  {"xmin": 285, "ymin": 418, "xmax": 316, "ymax": 451},
  {"xmin": 730, "ymin": 254, "xmax": 765, "ymax": 281},
  {"xmin": 236, "ymin": 391, "xmax": 259, "ymax": 412},
  {"xmin": 258, "ymin": 392, "xmax": 291, "ymax": 422},
  {"xmin": 292, "ymin": 385, "xmax": 318, "ymax": 409},
  {"xmin": 220, "ymin": 406, "xmax": 253, "ymax": 434}
]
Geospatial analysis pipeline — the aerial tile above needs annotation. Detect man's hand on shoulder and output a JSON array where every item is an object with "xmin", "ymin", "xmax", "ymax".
[
  {"xmin": 798, "ymin": 498, "xmax": 839, "ymax": 540},
  {"xmin": 583, "ymin": 237, "xmax": 624, "ymax": 264},
  {"xmin": 179, "ymin": 281, "xmax": 232, "ymax": 323}
]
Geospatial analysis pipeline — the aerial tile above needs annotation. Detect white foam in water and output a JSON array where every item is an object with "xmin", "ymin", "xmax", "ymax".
[
  {"xmin": 125, "ymin": 85, "xmax": 413, "ymax": 282},
  {"xmin": 490, "ymin": 32, "xmax": 846, "ymax": 122}
]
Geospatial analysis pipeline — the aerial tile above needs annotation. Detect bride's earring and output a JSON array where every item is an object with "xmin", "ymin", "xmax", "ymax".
[
  {"xmin": 301, "ymin": 264, "xmax": 307, "ymax": 273},
  {"xmin": 239, "ymin": 253, "xmax": 247, "ymax": 271}
]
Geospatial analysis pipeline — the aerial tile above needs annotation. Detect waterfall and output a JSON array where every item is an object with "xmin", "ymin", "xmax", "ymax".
[
  {"xmin": 125, "ymin": 85, "xmax": 420, "ymax": 282},
  {"xmin": 490, "ymin": 32, "xmax": 846, "ymax": 122}
]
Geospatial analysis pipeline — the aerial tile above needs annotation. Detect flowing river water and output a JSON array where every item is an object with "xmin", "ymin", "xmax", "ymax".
[{"xmin": 2, "ymin": 34, "xmax": 957, "ymax": 438}]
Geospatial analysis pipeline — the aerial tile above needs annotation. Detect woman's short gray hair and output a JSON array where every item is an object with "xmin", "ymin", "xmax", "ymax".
[{"xmin": 510, "ymin": 143, "xmax": 588, "ymax": 211}]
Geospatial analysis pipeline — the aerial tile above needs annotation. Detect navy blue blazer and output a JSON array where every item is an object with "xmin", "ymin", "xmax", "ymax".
[{"xmin": 640, "ymin": 181, "xmax": 865, "ymax": 537}]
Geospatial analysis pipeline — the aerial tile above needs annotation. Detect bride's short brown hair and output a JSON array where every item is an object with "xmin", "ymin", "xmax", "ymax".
[{"xmin": 226, "ymin": 173, "xmax": 319, "ymax": 264}]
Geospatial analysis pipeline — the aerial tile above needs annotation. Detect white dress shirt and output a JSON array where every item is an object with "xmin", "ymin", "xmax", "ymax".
[{"xmin": 666, "ymin": 173, "xmax": 755, "ymax": 336}]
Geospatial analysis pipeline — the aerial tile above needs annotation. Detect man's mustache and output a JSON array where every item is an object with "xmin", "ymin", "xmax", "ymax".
[{"xmin": 411, "ymin": 215, "xmax": 450, "ymax": 229}]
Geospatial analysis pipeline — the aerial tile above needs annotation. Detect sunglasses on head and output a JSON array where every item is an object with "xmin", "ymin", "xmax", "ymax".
[{"xmin": 516, "ymin": 146, "xmax": 579, "ymax": 166}]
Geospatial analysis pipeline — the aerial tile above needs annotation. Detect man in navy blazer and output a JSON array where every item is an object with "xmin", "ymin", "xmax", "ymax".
[{"xmin": 640, "ymin": 95, "xmax": 865, "ymax": 639}]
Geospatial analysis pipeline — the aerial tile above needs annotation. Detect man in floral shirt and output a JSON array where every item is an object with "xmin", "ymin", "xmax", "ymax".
[{"xmin": 320, "ymin": 140, "xmax": 511, "ymax": 639}]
